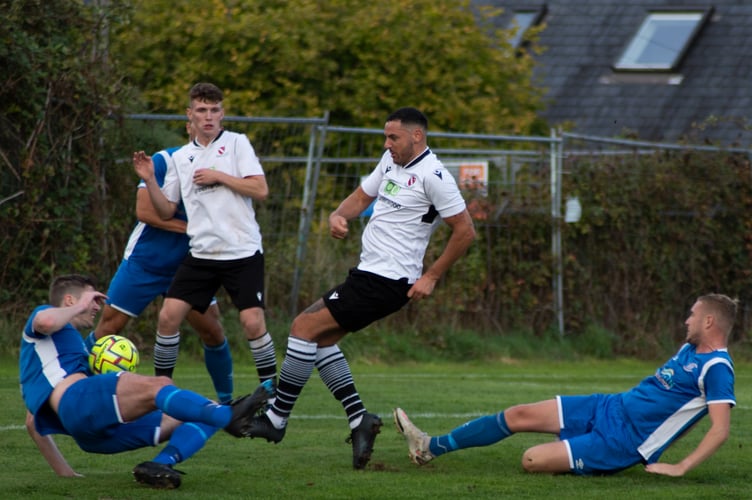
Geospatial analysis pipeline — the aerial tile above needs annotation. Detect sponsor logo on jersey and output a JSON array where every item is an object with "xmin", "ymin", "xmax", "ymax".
[
  {"xmin": 656, "ymin": 367, "xmax": 675, "ymax": 389},
  {"xmin": 195, "ymin": 184, "xmax": 218, "ymax": 194},
  {"xmin": 434, "ymin": 169, "xmax": 443, "ymax": 180},
  {"xmin": 683, "ymin": 362, "xmax": 698, "ymax": 373},
  {"xmin": 384, "ymin": 180, "xmax": 401, "ymax": 195},
  {"xmin": 377, "ymin": 195, "xmax": 402, "ymax": 209},
  {"xmin": 329, "ymin": 291, "xmax": 339, "ymax": 300}
]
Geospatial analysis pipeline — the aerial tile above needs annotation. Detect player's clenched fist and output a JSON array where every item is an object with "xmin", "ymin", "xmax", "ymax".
[{"xmin": 329, "ymin": 214, "xmax": 349, "ymax": 239}]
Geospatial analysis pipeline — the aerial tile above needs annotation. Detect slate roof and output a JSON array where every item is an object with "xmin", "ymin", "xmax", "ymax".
[{"xmin": 485, "ymin": 1, "xmax": 752, "ymax": 147}]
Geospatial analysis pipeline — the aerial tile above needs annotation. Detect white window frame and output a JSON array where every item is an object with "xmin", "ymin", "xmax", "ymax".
[{"xmin": 614, "ymin": 10, "xmax": 710, "ymax": 71}]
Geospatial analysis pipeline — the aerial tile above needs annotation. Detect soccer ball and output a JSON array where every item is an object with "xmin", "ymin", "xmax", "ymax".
[{"xmin": 89, "ymin": 335, "xmax": 140, "ymax": 374}]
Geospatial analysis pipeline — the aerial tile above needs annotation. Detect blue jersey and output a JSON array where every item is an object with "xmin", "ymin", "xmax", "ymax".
[
  {"xmin": 620, "ymin": 343, "xmax": 735, "ymax": 462},
  {"xmin": 19, "ymin": 305, "xmax": 90, "ymax": 435},
  {"xmin": 122, "ymin": 148, "xmax": 190, "ymax": 276}
]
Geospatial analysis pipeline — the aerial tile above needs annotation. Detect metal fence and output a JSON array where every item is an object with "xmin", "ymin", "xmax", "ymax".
[{"xmin": 123, "ymin": 114, "xmax": 752, "ymax": 338}]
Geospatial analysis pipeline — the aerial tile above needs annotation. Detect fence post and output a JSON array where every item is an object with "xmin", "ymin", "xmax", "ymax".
[
  {"xmin": 551, "ymin": 128, "xmax": 564, "ymax": 336},
  {"xmin": 290, "ymin": 112, "xmax": 330, "ymax": 316}
]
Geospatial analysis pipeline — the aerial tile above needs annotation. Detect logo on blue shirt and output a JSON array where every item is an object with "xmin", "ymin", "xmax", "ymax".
[{"xmin": 656, "ymin": 367, "xmax": 675, "ymax": 389}]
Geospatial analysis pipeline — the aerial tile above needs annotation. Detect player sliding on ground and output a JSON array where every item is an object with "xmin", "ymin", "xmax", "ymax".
[
  {"xmin": 395, "ymin": 294, "xmax": 736, "ymax": 477},
  {"xmin": 21, "ymin": 274, "xmax": 275, "ymax": 489}
]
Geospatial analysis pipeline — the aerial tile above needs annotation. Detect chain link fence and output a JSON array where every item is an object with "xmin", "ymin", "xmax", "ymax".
[{"xmin": 118, "ymin": 115, "xmax": 752, "ymax": 345}]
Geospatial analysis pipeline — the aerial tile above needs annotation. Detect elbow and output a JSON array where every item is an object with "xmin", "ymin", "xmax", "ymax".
[
  {"xmin": 135, "ymin": 207, "xmax": 149, "ymax": 224},
  {"xmin": 256, "ymin": 186, "xmax": 269, "ymax": 201},
  {"xmin": 718, "ymin": 427, "xmax": 730, "ymax": 444},
  {"xmin": 32, "ymin": 314, "xmax": 56, "ymax": 335},
  {"xmin": 462, "ymin": 224, "xmax": 477, "ymax": 250}
]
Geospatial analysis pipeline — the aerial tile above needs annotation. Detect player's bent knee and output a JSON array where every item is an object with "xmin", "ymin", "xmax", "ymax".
[
  {"xmin": 521, "ymin": 444, "xmax": 569, "ymax": 474},
  {"xmin": 521, "ymin": 448, "xmax": 539, "ymax": 473}
]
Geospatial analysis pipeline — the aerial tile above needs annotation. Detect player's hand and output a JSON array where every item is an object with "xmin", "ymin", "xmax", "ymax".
[
  {"xmin": 79, "ymin": 290, "xmax": 108, "ymax": 310},
  {"xmin": 132, "ymin": 151, "xmax": 155, "ymax": 181},
  {"xmin": 644, "ymin": 462, "xmax": 685, "ymax": 477},
  {"xmin": 329, "ymin": 214, "xmax": 349, "ymax": 239},
  {"xmin": 407, "ymin": 275, "xmax": 438, "ymax": 301},
  {"xmin": 59, "ymin": 469, "xmax": 85, "ymax": 478},
  {"xmin": 193, "ymin": 168, "xmax": 221, "ymax": 186}
]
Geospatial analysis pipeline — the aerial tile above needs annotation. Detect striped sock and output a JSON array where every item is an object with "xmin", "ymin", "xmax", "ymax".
[
  {"xmin": 249, "ymin": 332, "xmax": 277, "ymax": 384},
  {"xmin": 154, "ymin": 331, "xmax": 180, "ymax": 377},
  {"xmin": 268, "ymin": 337, "xmax": 317, "ymax": 427},
  {"xmin": 316, "ymin": 344, "xmax": 365, "ymax": 429}
]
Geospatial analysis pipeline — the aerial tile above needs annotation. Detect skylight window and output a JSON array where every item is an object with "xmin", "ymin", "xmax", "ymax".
[
  {"xmin": 615, "ymin": 11, "xmax": 709, "ymax": 71},
  {"xmin": 506, "ymin": 6, "xmax": 547, "ymax": 48},
  {"xmin": 508, "ymin": 12, "xmax": 537, "ymax": 47}
]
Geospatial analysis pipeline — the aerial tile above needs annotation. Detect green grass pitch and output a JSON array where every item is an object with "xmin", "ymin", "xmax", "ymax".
[{"xmin": 1, "ymin": 356, "xmax": 749, "ymax": 499}]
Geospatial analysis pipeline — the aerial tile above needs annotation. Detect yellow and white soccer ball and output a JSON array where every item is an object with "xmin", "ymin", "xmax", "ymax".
[{"xmin": 88, "ymin": 335, "xmax": 140, "ymax": 374}]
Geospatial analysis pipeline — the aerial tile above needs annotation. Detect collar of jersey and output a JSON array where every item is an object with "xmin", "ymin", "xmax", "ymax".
[
  {"xmin": 192, "ymin": 129, "xmax": 225, "ymax": 147},
  {"xmin": 402, "ymin": 147, "xmax": 431, "ymax": 169}
]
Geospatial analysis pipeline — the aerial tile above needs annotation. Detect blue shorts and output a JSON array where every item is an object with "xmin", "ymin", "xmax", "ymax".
[
  {"xmin": 57, "ymin": 373, "xmax": 163, "ymax": 454},
  {"xmin": 107, "ymin": 258, "xmax": 217, "ymax": 317},
  {"xmin": 106, "ymin": 258, "xmax": 175, "ymax": 317},
  {"xmin": 558, "ymin": 394, "xmax": 643, "ymax": 475}
]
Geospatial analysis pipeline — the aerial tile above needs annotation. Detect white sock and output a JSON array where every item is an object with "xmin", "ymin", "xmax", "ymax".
[{"xmin": 266, "ymin": 408, "xmax": 287, "ymax": 429}]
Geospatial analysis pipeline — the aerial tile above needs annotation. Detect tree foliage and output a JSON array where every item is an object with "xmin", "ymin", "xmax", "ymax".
[
  {"xmin": 0, "ymin": 0, "xmax": 134, "ymax": 309},
  {"xmin": 110, "ymin": 0, "xmax": 545, "ymax": 134}
]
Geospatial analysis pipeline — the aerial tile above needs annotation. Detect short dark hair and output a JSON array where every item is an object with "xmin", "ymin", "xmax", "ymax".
[
  {"xmin": 49, "ymin": 274, "xmax": 96, "ymax": 306},
  {"xmin": 698, "ymin": 293, "xmax": 738, "ymax": 336},
  {"xmin": 189, "ymin": 82, "xmax": 223, "ymax": 105},
  {"xmin": 386, "ymin": 107, "xmax": 428, "ymax": 130}
]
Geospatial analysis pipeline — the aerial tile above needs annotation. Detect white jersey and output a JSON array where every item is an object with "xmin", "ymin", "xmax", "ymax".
[
  {"xmin": 359, "ymin": 148, "xmax": 466, "ymax": 282},
  {"xmin": 163, "ymin": 130, "xmax": 264, "ymax": 260}
]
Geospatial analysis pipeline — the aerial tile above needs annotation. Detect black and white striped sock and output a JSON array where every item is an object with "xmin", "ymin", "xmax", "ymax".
[{"xmin": 316, "ymin": 344, "xmax": 366, "ymax": 429}]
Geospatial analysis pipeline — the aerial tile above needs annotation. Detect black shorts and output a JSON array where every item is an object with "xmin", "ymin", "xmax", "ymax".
[
  {"xmin": 322, "ymin": 268, "xmax": 411, "ymax": 332},
  {"xmin": 167, "ymin": 252, "xmax": 265, "ymax": 313}
]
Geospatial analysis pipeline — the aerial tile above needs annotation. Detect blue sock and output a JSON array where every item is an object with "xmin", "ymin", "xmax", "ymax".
[
  {"xmin": 203, "ymin": 340, "xmax": 233, "ymax": 403},
  {"xmin": 153, "ymin": 422, "xmax": 219, "ymax": 465},
  {"xmin": 430, "ymin": 412, "xmax": 512, "ymax": 457},
  {"xmin": 84, "ymin": 331, "xmax": 97, "ymax": 351},
  {"xmin": 155, "ymin": 385, "xmax": 232, "ymax": 428}
]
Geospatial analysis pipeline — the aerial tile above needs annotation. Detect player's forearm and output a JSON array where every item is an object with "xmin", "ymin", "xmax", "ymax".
[
  {"xmin": 141, "ymin": 179, "xmax": 176, "ymax": 219},
  {"xmin": 136, "ymin": 190, "xmax": 186, "ymax": 233},
  {"xmin": 332, "ymin": 187, "xmax": 373, "ymax": 221},
  {"xmin": 26, "ymin": 412, "xmax": 80, "ymax": 477},
  {"xmin": 32, "ymin": 303, "xmax": 88, "ymax": 334},
  {"xmin": 221, "ymin": 174, "xmax": 269, "ymax": 200},
  {"xmin": 423, "ymin": 214, "xmax": 476, "ymax": 280},
  {"xmin": 675, "ymin": 424, "xmax": 729, "ymax": 474},
  {"xmin": 137, "ymin": 210, "xmax": 187, "ymax": 233}
]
